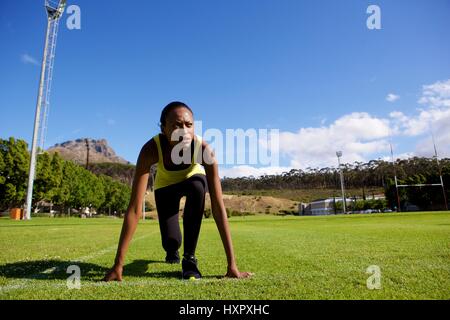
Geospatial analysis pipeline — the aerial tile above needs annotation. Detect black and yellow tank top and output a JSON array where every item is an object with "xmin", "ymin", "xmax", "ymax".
[{"xmin": 153, "ymin": 134, "xmax": 206, "ymax": 190}]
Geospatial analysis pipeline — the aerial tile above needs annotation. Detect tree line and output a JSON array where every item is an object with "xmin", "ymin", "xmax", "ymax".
[
  {"xmin": 0, "ymin": 137, "xmax": 131, "ymax": 215},
  {"xmin": 2, "ymin": 136, "xmax": 449, "ymax": 213},
  {"xmin": 221, "ymin": 157, "xmax": 450, "ymax": 210}
]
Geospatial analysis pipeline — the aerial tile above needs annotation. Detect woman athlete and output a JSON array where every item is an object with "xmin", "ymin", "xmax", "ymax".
[{"xmin": 104, "ymin": 101, "xmax": 253, "ymax": 281}]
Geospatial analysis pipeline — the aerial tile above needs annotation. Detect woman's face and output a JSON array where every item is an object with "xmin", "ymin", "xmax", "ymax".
[{"xmin": 162, "ymin": 107, "xmax": 194, "ymax": 148}]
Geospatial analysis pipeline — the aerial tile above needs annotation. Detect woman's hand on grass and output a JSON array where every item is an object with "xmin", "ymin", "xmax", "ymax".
[
  {"xmin": 225, "ymin": 266, "xmax": 254, "ymax": 279},
  {"xmin": 103, "ymin": 264, "xmax": 123, "ymax": 282}
]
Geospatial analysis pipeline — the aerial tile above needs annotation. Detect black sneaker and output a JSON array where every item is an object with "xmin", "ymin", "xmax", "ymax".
[
  {"xmin": 165, "ymin": 251, "xmax": 180, "ymax": 264},
  {"xmin": 182, "ymin": 255, "xmax": 202, "ymax": 280}
]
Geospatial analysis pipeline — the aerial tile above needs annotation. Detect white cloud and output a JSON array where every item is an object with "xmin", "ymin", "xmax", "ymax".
[
  {"xmin": 380, "ymin": 152, "xmax": 415, "ymax": 162},
  {"xmin": 217, "ymin": 112, "xmax": 392, "ymax": 176},
  {"xmin": 268, "ymin": 112, "xmax": 391, "ymax": 169},
  {"xmin": 386, "ymin": 93, "xmax": 400, "ymax": 102},
  {"xmin": 21, "ymin": 53, "xmax": 39, "ymax": 66},
  {"xmin": 389, "ymin": 110, "xmax": 431, "ymax": 136},
  {"xmin": 415, "ymin": 110, "xmax": 450, "ymax": 158},
  {"xmin": 389, "ymin": 79, "xmax": 450, "ymax": 157},
  {"xmin": 418, "ymin": 79, "xmax": 450, "ymax": 107},
  {"xmin": 219, "ymin": 79, "xmax": 450, "ymax": 177}
]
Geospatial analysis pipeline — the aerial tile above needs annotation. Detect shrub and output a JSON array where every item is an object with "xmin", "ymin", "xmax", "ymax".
[
  {"xmin": 204, "ymin": 208, "xmax": 212, "ymax": 218},
  {"xmin": 144, "ymin": 200, "xmax": 155, "ymax": 211}
]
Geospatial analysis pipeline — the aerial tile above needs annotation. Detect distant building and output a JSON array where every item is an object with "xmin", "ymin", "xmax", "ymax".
[
  {"xmin": 300, "ymin": 198, "xmax": 351, "ymax": 216},
  {"xmin": 300, "ymin": 195, "xmax": 386, "ymax": 216}
]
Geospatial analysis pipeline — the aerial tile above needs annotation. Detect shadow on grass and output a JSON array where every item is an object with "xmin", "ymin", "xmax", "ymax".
[
  {"xmin": 122, "ymin": 260, "xmax": 223, "ymax": 280},
  {"xmin": 0, "ymin": 259, "xmax": 223, "ymax": 281},
  {"xmin": 0, "ymin": 260, "xmax": 108, "ymax": 280},
  {"xmin": 122, "ymin": 259, "xmax": 166, "ymax": 277},
  {"xmin": 141, "ymin": 270, "xmax": 224, "ymax": 280},
  {"xmin": 0, "ymin": 223, "xmax": 122, "ymax": 229}
]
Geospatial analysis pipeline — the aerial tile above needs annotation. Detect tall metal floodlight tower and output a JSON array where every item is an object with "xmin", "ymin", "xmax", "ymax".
[
  {"xmin": 336, "ymin": 151, "xmax": 347, "ymax": 214},
  {"xmin": 25, "ymin": 0, "xmax": 67, "ymax": 220}
]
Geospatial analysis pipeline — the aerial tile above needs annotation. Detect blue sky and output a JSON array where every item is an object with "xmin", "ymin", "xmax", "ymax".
[{"xmin": 1, "ymin": 0, "xmax": 450, "ymax": 177}]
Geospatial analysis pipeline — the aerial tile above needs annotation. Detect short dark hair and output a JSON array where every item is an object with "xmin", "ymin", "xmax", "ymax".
[{"xmin": 159, "ymin": 101, "xmax": 194, "ymax": 132}]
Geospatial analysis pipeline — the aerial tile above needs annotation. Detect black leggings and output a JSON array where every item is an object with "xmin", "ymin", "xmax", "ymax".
[{"xmin": 154, "ymin": 174, "xmax": 207, "ymax": 257}]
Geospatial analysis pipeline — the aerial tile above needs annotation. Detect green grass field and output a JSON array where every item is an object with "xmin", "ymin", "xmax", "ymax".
[{"xmin": 0, "ymin": 212, "xmax": 449, "ymax": 300}]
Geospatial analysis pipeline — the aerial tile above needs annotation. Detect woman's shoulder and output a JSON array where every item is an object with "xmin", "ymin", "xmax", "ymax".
[
  {"xmin": 197, "ymin": 136, "xmax": 216, "ymax": 167},
  {"xmin": 146, "ymin": 133, "xmax": 160, "ymax": 148},
  {"xmin": 140, "ymin": 135, "xmax": 159, "ymax": 165},
  {"xmin": 198, "ymin": 135, "xmax": 210, "ymax": 150},
  {"xmin": 151, "ymin": 133, "xmax": 162, "ymax": 142}
]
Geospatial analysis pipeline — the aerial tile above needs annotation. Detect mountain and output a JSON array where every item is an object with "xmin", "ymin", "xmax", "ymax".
[{"xmin": 47, "ymin": 138, "xmax": 130, "ymax": 165}]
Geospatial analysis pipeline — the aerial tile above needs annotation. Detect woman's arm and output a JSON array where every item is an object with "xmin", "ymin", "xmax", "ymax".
[
  {"xmin": 202, "ymin": 141, "xmax": 253, "ymax": 278},
  {"xmin": 103, "ymin": 139, "xmax": 157, "ymax": 282}
]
